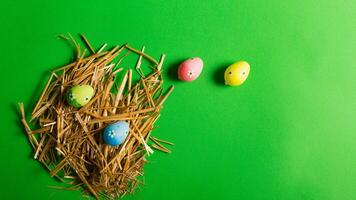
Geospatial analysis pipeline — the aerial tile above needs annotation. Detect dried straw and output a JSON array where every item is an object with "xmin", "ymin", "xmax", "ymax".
[{"xmin": 19, "ymin": 34, "xmax": 174, "ymax": 199}]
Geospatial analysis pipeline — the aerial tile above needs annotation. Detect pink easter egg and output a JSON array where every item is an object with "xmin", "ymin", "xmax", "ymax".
[{"xmin": 178, "ymin": 57, "xmax": 204, "ymax": 81}]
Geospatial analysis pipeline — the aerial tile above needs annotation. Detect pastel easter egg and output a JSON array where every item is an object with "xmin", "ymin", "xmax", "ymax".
[
  {"xmin": 66, "ymin": 85, "xmax": 95, "ymax": 108},
  {"xmin": 103, "ymin": 121, "xmax": 130, "ymax": 146},
  {"xmin": 224, "ymin": 61, "xmax": 250, "ymax": 86},
  {"xmin": 178, "ymin": 57, "xmax": 203, "ymax": 81}
]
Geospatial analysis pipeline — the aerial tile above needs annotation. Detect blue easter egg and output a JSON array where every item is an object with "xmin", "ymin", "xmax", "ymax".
[{"xmin": 103, "ymin": 121, "xmax": 130, "ymax": 146}]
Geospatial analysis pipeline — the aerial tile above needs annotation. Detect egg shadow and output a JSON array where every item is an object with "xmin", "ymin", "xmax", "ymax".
[
  {"xmin": 213, "ymin": 62, "xmax": 230, "ymax": 86},
  {"xmin": 166, "ymin": 59, "xmax": 185, "ymax": 81}
]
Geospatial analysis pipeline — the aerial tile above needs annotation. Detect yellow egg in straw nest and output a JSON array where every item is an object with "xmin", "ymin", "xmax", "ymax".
[{"xmin": 18, "ymin": 34, "xmax": 174, "ymax": 199}]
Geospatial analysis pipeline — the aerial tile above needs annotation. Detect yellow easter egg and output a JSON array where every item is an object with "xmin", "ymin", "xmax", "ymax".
[{"xmin": 224, "ymin": 61, "xmax": 250, "ymax": 86}]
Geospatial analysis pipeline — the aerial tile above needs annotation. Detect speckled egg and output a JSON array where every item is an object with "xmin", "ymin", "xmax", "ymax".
[
  {"xmin": 103, "ymin": 121, "xmax": 130, "ymax": 146},
  {"xmin": 224, "ymin": 61, "xmax": 250, "ymax": 86},
  {"xmin": 66, "ymin": 85, "xmax": 95, "ymax": 108},
  {"xmin": 178, "ymin": 57, "xmax": 203, "ymax": 81}
]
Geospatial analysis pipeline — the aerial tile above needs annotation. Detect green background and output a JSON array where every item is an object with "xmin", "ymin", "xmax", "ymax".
[{"xmin": 0, "ymin": 0, "xmax": 355, "ymax": 199}]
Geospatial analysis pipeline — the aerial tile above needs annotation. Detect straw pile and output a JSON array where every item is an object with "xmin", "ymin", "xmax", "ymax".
[{"xmin": 19, "ymin": 34, "xmax": 174, "ymax": 199}]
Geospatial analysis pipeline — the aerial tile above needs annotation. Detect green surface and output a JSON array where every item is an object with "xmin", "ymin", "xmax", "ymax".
[{"xmin": 0, "ymin": 0, "xmax": 355, "ymax": 199}]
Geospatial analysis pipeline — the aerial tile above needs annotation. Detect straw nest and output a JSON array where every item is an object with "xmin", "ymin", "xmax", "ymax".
[{"xmin": 19, "ymin": 34, "xmax": 174, "ymax": 199}]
